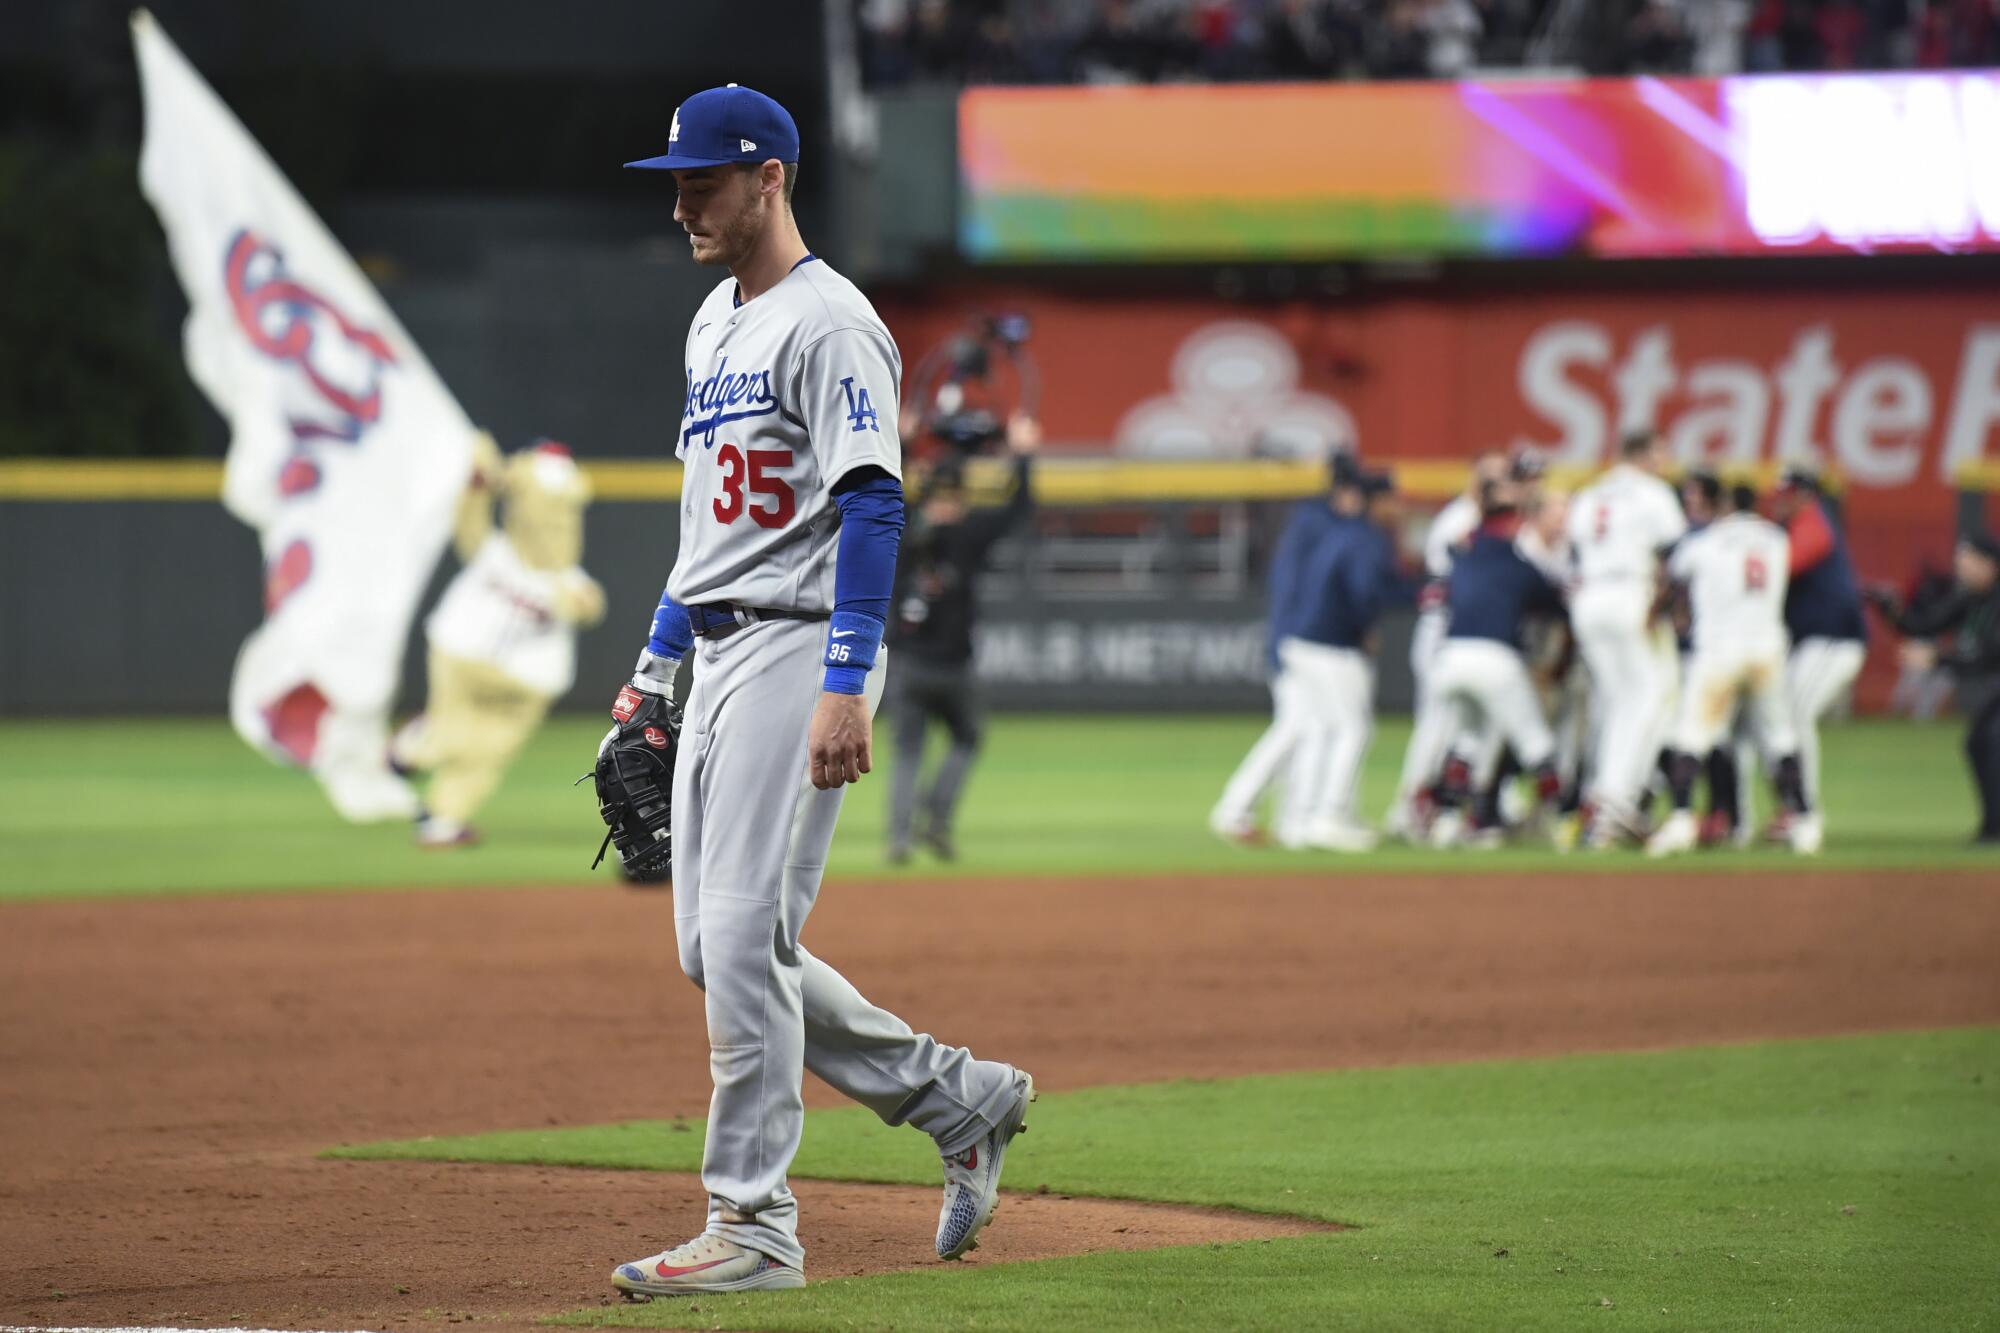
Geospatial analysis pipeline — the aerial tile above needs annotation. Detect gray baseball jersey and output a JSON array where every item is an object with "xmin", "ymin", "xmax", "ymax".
[
  {"xmin": 668, "ymin": 258, "xmax": 903, "ymax": 611},
  {"xmin": 661, "ymin": 255, "xmax": 1019, "ymax": 1273}
]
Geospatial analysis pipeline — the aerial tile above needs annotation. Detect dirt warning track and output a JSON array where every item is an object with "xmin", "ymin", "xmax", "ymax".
[{"xmin": 2, "ymin": 870, "xmax": 1996, "ymax": 1331}]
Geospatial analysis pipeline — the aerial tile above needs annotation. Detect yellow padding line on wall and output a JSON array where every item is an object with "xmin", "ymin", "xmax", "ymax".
[
  {"xmin": 0, "ymin": 456, "xmax": 1983, "ymax": 504},
  {"xmin": 0, "ymin": 456, "xmax": 1461, "ymax": 504},
  {"xmin": 0, "ymin": 459, "xmax": 229, "ymax": 500}
]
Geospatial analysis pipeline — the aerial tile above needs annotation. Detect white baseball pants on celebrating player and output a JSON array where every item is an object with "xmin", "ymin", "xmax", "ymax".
[
  {"xmin": 1394, "ymin": 608, "xmax": 1450, "ymax": 808},
  {"xmin": 1407, "ymin": 637, "xmax": 1555, "ymax": 785},
  {"xmin": 1787, "ymin": 637, "xmax": 1865, "ymax": 806},
  {"xmin": 1673, "ymin": 637, "xmax": 1797, "ymax": 760},
  {"xmin": 1570, "ymin": 581, "xmax": 1676, "ymax": 823},
  {"xmin": 671, "ymin": 618, "xmax": 1019, "ymax": 1270},
  {"xmin": 1213, "ymin": 637, "xmax": 1373, "ymax": 843}
]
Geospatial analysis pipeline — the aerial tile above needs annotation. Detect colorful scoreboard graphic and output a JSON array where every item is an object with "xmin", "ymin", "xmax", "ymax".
[{"xmin": 959, "ymin": 72, "xmax": 2000, "ymax": 262}]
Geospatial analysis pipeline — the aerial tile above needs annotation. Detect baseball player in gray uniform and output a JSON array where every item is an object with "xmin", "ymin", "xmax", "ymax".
[{"xmin": 602, "ymin": 85, "xmax": 1035, "ymax": 1299}]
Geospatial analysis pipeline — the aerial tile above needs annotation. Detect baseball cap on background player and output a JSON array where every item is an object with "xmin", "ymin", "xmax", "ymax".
[
  {"xmin": 1682, "ymin": 465, "xmax": 1722, "ymax": 509},
  {"xmin": 624, "ymin": 84, "xmax": 799, "ymax": 171},
  {"xmin": 1329, "ymin": 452, "xmax": 1392, "ymax": 498},
  {"xmin": 1777, "ymin": 462, "xmax": 1825, "ymax": 494}
]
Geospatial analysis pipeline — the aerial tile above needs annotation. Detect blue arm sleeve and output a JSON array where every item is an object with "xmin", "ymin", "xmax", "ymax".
[
  {"xmin": 647, "ymin": 590, "xmax": 693, "ymax": 662},
  {"xmin": 823, "ymin": 470, "xmax": 905, "ymax": 694}
]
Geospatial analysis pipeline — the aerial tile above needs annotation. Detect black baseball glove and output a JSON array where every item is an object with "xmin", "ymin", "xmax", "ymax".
[{"xmin": 590, "ymin": 681, "xmax": 681, "ymax": 882}]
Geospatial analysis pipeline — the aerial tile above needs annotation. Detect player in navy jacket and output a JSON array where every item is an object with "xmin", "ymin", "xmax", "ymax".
[
  {"xmin": 1770, "ymin": 469, "xmax": 1867, "ymax": 817},
  {"xmin": 1213, "ymin": 458, "xmax": 1404, "ymax": 851},
  {"xmin": 1407, "ymin": 483, "xmax": 1567, "ymax": 846}
]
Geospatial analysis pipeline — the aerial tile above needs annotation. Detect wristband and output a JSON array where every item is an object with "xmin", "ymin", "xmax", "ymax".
[
  {"xmin": 648, "ymin": 596, "xmax": 693, "ymax": 662},
  {"xmin": 822, "ymin": 610, "xmax": 883, "ymax": 695},
  {"xmin": 629, "ymin": 647, "xmax": 679, "ymax": 697}
]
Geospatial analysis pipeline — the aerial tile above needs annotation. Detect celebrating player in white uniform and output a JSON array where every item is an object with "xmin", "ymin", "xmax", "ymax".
[
  {"xmin": 1647, "ymin": 483, "xmax": 1820, "ymax": 855},
  {"xmin": 602, "ymin": 86, "xmax": 1034, "ymax": 1300},
  {"xmin": 1566, "ymin": 432, "xmax": 1688, "ymax": 845}
]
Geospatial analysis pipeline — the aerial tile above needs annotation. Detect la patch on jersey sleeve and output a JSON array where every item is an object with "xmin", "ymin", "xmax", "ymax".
[{"xmin": 793, "ymin": 328, "xmax": 903, "ymax": 486}]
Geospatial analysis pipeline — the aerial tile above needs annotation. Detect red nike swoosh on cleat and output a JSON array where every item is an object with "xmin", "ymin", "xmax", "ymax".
[
  {"xmin": 654, "ymin": 1257, "xmax": 732, "ymax": 1278},
  {"xmin": 955, "ymin": 1146, "xmax": 978, "ymax": 1169}
]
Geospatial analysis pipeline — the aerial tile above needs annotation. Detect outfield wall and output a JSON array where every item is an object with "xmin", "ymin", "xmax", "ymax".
[
  {"xmin": 7, "ymin": 457, "xmax": 1992, "ymax": 717},
  {"xmin": 0, "ymin": 486, "xmax": 1325, "ymax": 716}
]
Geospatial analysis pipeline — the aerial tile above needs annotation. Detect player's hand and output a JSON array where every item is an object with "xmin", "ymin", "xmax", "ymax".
[{"xmin": 808, "ymin": 690, "xmax": 872, "ymax": 789}]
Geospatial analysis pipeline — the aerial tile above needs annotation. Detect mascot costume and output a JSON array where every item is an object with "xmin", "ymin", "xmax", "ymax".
[{"xmin": 393, "ymin": 436, "xmax": 605, "ymax": 846}]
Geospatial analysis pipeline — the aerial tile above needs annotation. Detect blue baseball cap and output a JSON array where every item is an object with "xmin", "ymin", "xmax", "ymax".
[{"xmin": 625, "ymin": 84, "xmax": 799, "ymax": 171}]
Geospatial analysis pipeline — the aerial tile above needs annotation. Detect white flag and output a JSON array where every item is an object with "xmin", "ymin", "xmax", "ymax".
[{"xmin": 133, "ymin": 9, "xmax": 476, "ymax": 821}]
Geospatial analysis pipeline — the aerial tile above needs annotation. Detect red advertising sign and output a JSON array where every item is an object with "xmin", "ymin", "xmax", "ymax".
[{"xmin": 882, "ymin": 284, "xmax": 2000, "ymax": 702}]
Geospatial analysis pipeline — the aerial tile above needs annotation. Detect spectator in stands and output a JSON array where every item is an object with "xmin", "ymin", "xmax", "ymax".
[
  {"xmin": 855, "ymin": 0, "xmax": 1997, "ymax": 89},
  {"xmin": 1422, "ymin": 0, "xmax": 1485, "ymax": 76},
  {"xmin": 1685, "ymin": 0, "xmax": 1753, "ymax": 74}
]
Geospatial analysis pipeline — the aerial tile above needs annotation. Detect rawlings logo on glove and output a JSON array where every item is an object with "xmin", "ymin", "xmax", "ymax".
[{"xmin": 589, "ymin": 681, "xmax": 682, "ymax": 882}]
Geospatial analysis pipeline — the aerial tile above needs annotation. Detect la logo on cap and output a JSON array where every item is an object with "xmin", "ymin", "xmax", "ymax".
[{"xmin": 669, "ymin": 110, "xmax": 681, "ymax": 143}]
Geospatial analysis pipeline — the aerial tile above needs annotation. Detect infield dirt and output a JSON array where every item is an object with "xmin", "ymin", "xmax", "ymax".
[{"xmin": 3, "ymin": 870, "xmax": 1997, "ymax": 1332}]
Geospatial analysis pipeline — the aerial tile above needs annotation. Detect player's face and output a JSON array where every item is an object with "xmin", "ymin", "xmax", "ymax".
[
  {"xmin": 1681, "ymin": 482, "xmax": 1713, "ymax": 524},
  {"xmin": 671, "ymin": 166, "xmax": 766, "ymax": 267}
]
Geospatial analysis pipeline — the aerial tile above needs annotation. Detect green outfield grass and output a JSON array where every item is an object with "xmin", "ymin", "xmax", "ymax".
[
  {"xmin": 333, "ymin": 1028, "xmax": 2000, "ymax": 1331},
  {"xmin": 0, "ymin": 714, "xmax": 1988, "ymax": 900}
]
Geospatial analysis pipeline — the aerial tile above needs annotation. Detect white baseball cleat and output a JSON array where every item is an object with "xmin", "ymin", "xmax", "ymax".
[
  {"xmin": 610, "ymin": 1233, "xmax": 803, "ymax": 1299},
  {"xmin": 1428, "ymin": 809, "xmax": 1466, "ymax": 849},
  {"xmin": 936, "ymin": 1069, "xmax": 1036, "ymax": 1259},
  {"xmin": 1207, "ymin": 809, "xmax": 1266, "ymax": 847},
  {"xmin": 1464, "ymin": 824, "xmax": 1507, "ymax": 851},
  {"xmin": 1788, "ymin": 812, "xmax": 1824, "ymax": 856},
  {"xmin": 1645, "ymin": 810, "xmax": 1699, "ymax": 858},
  {"xmin": 1300, "ymin": 818, "xmax": 1380, "ymax": 853},
  {"xmin": 1381, "ymin": 802, "xmax": 1426, "ymax": 844}
]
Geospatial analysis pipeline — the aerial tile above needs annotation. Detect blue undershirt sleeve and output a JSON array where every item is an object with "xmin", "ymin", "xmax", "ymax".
[{"xmin": 824, "ymin": 468, "xmax": 904, "ymax": 694}]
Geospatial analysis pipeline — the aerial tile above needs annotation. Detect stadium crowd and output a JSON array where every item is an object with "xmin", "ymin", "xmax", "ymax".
[{"xmin": 858, "ymin": 0, "xmax": 2000, "ymax": 87}]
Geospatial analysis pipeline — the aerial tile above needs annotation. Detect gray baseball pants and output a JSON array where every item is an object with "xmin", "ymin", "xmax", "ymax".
[{"xmin": 670, "ymin": 617, "xmax": 1019, "ymax": 1269}]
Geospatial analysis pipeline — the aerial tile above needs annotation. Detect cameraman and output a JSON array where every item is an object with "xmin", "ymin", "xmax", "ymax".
[
  {"xmin": 1869, "ymin": 531, "xmax": 2000, "ymax": 846},
  {"xmin": 886, "ymin": 416, "xmax": 1041, "ymax": 862}
]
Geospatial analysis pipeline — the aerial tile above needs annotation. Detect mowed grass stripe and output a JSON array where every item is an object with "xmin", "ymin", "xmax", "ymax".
[
  {"xmin": 0, "ymin": 716, "xmax": 1990, "ymax": 899},
  {"xmin": 338, "ymin": 1029, "xmax": 2000, "ymax": 1331}
]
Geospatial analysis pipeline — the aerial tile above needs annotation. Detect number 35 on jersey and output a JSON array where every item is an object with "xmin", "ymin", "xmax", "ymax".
[{"xmin": 712, "ymin": 444, "xmax": 795, "ymax": 528}]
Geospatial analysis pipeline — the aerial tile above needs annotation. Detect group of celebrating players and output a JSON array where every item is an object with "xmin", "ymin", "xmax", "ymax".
[{"xmin": 1213, "ymin": 431, "xmax": 1870, "ymax": 856}]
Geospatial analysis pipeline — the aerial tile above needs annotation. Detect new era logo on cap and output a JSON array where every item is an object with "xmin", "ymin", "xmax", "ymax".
[{"xmin": 624, "ymin": 85, "xmax": 799, "ymax": 173}]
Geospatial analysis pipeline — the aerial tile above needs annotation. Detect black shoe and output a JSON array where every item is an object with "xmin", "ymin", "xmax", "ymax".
[
  {"xmin": 1975, "ymin": 830, "xmax": 2000, "ymax": 847},
  {"xmin": 922, "ymin": 828, "xmax": 957, "ymax": 862}
]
